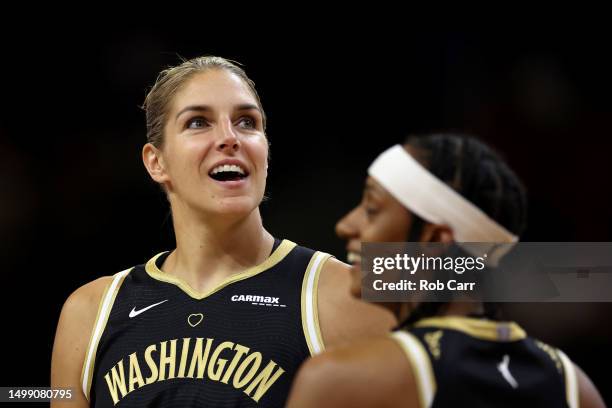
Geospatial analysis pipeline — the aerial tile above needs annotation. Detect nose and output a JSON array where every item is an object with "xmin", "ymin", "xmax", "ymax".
[
  {"xmin": 216, "ymin": 118, "xmax": 240, "ymax": 153},
  {"xmin": 335, "ymin": 206, "xmax": 362, "ymax": 240}
]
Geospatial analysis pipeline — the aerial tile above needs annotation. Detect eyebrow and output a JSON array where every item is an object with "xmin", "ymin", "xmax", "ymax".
[
  {"xmin": 364, "ymin": 181, "xmax": 385, "ymax": 198},
  {"xmin": 175, "ymin": 104, "xmax": 261, "ymax": 121}
]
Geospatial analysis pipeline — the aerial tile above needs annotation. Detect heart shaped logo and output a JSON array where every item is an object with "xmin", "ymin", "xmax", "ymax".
[{"xmin": 188, "ymin": 313, "xmax": 204, "ymax": 327}]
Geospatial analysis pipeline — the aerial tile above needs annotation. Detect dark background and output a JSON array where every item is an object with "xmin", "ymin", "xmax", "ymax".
[{"xmin": 0, "ymin": 27, "xmax": 610, "ymax": 403}]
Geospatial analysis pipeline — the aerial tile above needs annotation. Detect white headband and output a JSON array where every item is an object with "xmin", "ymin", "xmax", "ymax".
[{"xmin": 368, "ymin": 145, "xmax": 518, "ymax": 261}]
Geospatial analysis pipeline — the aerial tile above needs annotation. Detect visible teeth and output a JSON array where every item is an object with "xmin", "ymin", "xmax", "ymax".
[
  {"xmin": 211, "ymin": 164, "xmax": 246, "ymax": 175},
  {"xmin": 347, "ymin": 252, "xmax": 361, "ymax": 264}
]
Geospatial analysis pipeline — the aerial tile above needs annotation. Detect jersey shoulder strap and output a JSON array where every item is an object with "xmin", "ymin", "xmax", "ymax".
[
  {"xmin": 390, "ymin": 330, "xmax": 436, "ymax": 408},
  {"xmin": 301, "ymin": 250, "xmax": 332, "ymax": 356},
  {"xmin": 80, "ymin": 267, "xmax": 132, "ymax": 401}
]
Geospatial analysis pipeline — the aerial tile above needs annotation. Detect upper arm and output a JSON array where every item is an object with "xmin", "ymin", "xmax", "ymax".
[
  {"xmin": 575, "ymin": 363, "xmax": 606, "ymax": 408},
  {"xmin": 317, "ymin": 258, "xmax": 397, "ymax": 348},
  {"xmin": 50, "ymin": 277, "xmax": 112, "ymax": 408},
  {"xmin": 285, "ymin": 354, "xmax": 342, "ymax": 408},
  {"xmin": 287, "ymin": 337, "xmax": 419, "ymax": 408}
]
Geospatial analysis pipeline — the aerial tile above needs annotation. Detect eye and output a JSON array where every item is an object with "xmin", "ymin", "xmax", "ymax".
[
  {"xmin": 365, "ymin": 207, "xmax": 380, "ymax": 218},
  {"xmin": 186, "ymin": 117, "xmax": 208, "ymax": 129},
  {"xmin": 236, "ymin": 116, "xmax": 256, "ymax": 129},
  {"xmin": 362, "ymin": 194, "xmax": 380, "ymax": 219}
]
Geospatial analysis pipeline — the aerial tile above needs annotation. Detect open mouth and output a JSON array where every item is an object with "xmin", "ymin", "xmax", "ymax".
[
  {"xmin": 347, "ymin": 252, "xmax": 361, "ymax": 265},
  {"xmin": 208, "ymin": 164, "xmax": 249, "ymax": 182}
]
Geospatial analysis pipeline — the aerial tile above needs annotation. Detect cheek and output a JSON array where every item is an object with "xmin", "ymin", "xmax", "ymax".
[
  {"xmin": 366, "ymin": 211, "xmax": 411, "ymax": 242},
  {"xmin": 167, "ymin": 148, "xmax": 200, "ymax": 181},
  {"xmin": 243, "ymin": 138, "xmax": 269, "ymax": 182},
  {"xmin": 164, "ymin": 136, "xmax": 211, "ymax": 173},
  {"xmin": 386, "ymin": 214, "xmax": 412, "ymax": 241},
  {"xmin": 247, "ymin": 136, "xmax": 269, "ymax": 165}
]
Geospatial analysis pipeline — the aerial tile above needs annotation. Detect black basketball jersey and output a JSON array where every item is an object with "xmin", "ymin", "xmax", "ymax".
[
  {"xmin": 391, "ymin": 316, "xmax": 578, "ymax": 408},
  {"xmin": 81, "ymin": 239, "xmax": 330, "ymax": 407}
]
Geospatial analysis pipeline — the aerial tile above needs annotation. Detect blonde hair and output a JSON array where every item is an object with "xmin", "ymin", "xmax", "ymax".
[{"xmin": 143, "ymin": 56, "xmax": 267, "ymax": 148}]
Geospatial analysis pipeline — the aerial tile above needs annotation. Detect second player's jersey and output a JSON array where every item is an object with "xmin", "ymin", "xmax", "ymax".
[{"xmin": 391, "ymin": 316, "xmax": 578, "ymax": 408}]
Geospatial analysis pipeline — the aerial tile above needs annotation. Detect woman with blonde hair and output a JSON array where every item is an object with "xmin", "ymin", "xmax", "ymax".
[{"xmin": 51, "ymin": 56, "xmax": 394, "ymax": 407}]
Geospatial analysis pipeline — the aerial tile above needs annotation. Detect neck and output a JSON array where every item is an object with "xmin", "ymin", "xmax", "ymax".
[
  {"xmin": 162, "ymin": 203, "xmax": 274, "ymax": 293},
  {"xmin": 439, "ymin": 301, "xmax": 485, "ymax": 317},
  {"xmin": 390, "ymin": 301, "xmax": 486, "ymax": 327}
]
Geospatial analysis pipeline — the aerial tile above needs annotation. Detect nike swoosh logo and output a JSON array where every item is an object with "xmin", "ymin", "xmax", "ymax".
[
  {"xmin": 497, "ymin": 354, "xmax": 518, "ymax": 389},
  {"xmin": 129, "ymin": 299, "xmax": 168, "ymax": 318}
]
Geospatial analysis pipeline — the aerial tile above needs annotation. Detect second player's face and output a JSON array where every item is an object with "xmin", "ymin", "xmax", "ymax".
[
  {"xmin": 336, "ymin": 176, "xmax": 414, "ymax": 297},
  {"xmin": 159, "ymin": 69, "xmax": 268, "ymax": 218}
]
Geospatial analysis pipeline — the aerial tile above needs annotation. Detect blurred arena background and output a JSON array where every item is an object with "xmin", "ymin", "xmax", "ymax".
[{"xmin": 0, "ymin": 26, "xmax": 610, "ymax": 403}]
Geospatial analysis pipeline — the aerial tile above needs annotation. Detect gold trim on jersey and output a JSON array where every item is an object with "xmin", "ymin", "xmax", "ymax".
[
  {"xmin": 144, "ymin": 240, "xmax": 297, "ymax": 300},
  {"xmin": 414, "ymin": 316, "xmax": 526, "ymax": 342},
  {"xmin": 391, "ymin": 331, "xmax": 437, "ymax": 408},
  {"xmin": 81, "ymin": 268, "xmax": 132, "ymax": 400},
  {"xmin": 424, "ymin": 330, "xmax": 443, "ymax": 360},
  {"xmin": 80, "ymin": 280, "xmax": 111, "ymax": 400},
  {"xmin": 301, "ymin": 251, "xmax": 331, "ymax": 356},
  {"xmin": 535, "ymin": 339, "xmax": 562, "ymax": 373},
  {"xmin": 557, "ymin": 348, "xmax": 579, "ymax": 408}
]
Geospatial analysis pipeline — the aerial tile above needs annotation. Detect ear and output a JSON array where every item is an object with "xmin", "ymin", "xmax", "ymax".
[
  {"xmin": 142, "ymin": 143, "xmax": 169, "ymax": 184},
  {"xmin": 420, "ymin": 223, "xmax": 455, "ymax": 244}
]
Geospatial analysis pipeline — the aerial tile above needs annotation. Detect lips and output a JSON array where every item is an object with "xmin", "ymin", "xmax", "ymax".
[{"xmin": 208, "ymin": 159, "xmax": 250, "ymax": 184}]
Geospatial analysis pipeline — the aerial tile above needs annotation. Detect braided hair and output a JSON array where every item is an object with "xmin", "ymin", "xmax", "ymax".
[{"xmin": 399, "ymin": 134, "xmax": 527, "ymax": 326}]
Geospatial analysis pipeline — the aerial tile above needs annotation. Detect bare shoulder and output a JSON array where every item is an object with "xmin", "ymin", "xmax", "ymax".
[
  {"xmin": 50, "ymin": 276, "xmax": 114, "ymax": 407},
  {"xmin": 575, "ymin": 363, "xmax": 606, "ymax": 408},
  {"xmin": 287, "ymin": 335, "xmax": 419, "ymax": 408},
  {"xmin": 317, "ymin": 258, "xmax": 397, "ymax": 347},
  {"xmin": 59, "ymin": 276, "xmax": 114, "ymax": 330}
]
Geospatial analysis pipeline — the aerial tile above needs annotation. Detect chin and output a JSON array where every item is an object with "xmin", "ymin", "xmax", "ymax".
[
  {"xmin": 211, "ymin": 196, "xmax": 260, "ymax": 217},
  {"xmin": 349, "ymin": 265, "xmax": 363, "ymax": 298},
  {"xmin": 349, "ymin": 275, "xmax": 362, "ymax": 297}
]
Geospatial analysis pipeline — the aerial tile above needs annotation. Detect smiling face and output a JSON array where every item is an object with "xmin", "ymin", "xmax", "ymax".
[
  {"xmin": 335, "ymin": 176, "xmax": 414, "ymax": 296},
  {"xmin": 143, "ymin": 69, "xmax": 268, "ymax": 219}
]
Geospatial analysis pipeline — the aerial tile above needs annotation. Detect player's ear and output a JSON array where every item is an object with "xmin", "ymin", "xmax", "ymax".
[
  {"xmin": 420, "ymin": 224, "xmax": 454, "ymax": 244},
  {"xmin": 142, "ymin": 143, "xmax": 170, "ymax": 184}
]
